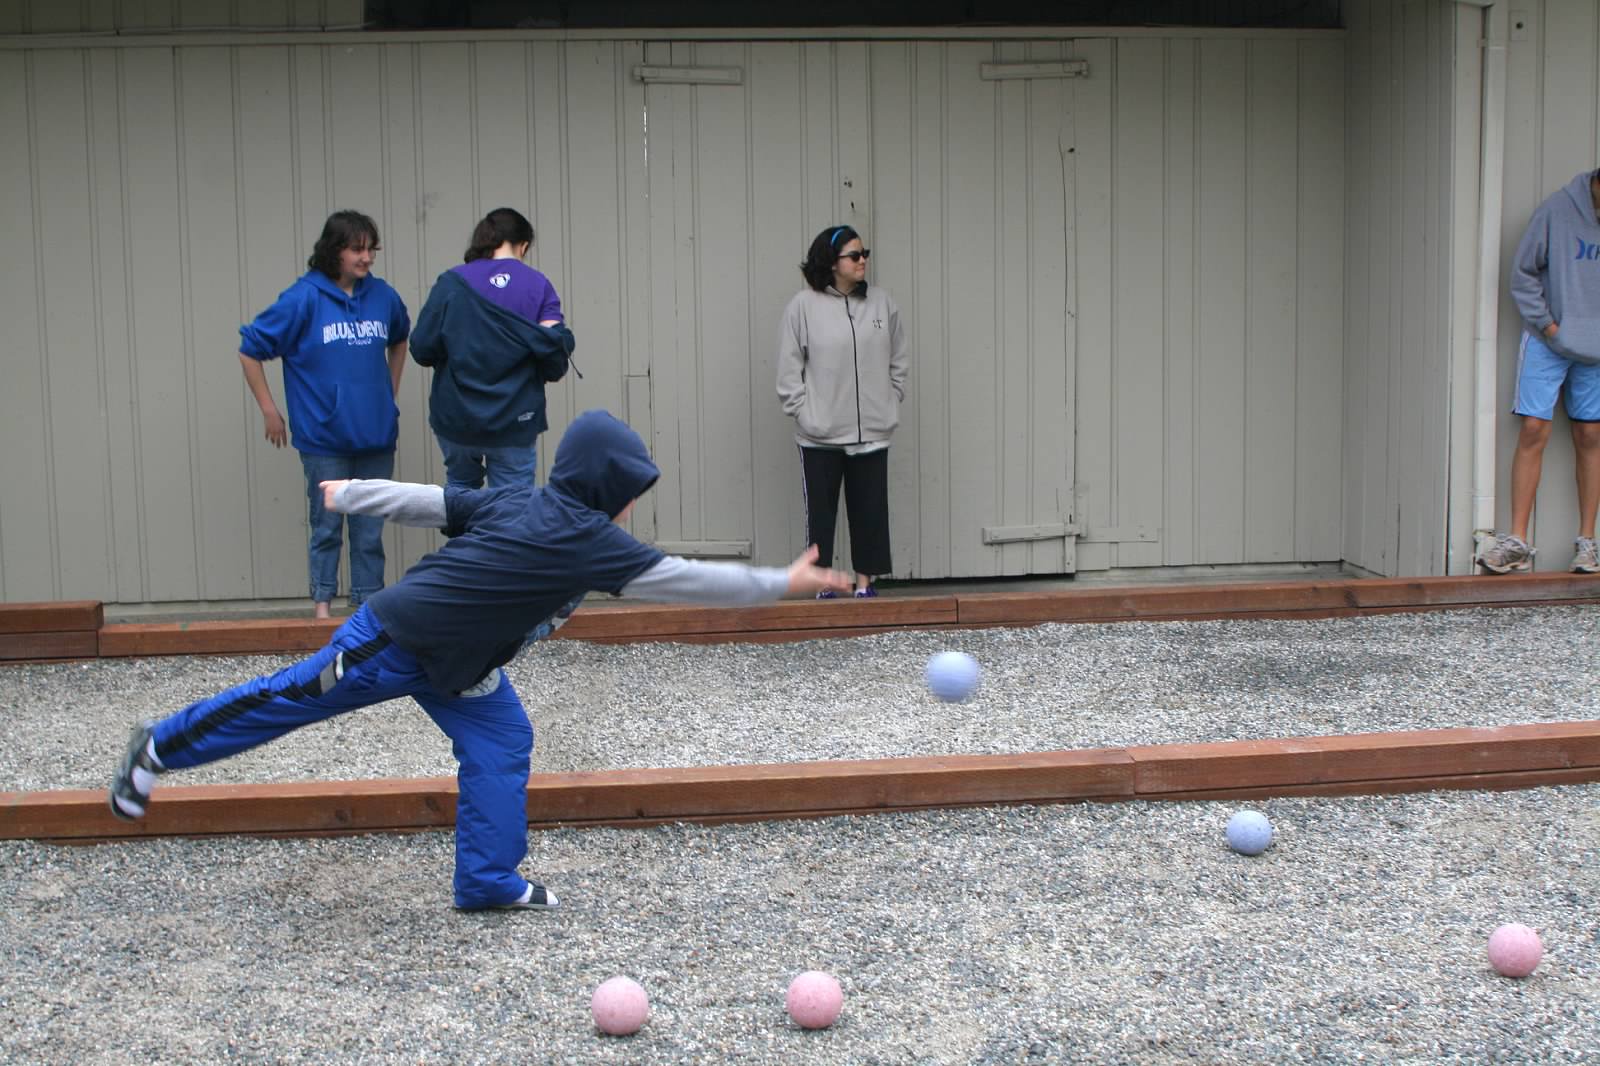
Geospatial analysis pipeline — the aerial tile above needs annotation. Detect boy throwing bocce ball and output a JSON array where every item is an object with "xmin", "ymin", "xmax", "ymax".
[{"xmin": 110, "ymin": 410, "xmax": 850, "ymax": 910}]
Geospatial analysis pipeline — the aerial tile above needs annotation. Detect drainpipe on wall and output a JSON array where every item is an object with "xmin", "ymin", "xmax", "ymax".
[{"xmin": 1468, "ymin": 0, "xmax": 1509, "ymax": 562}]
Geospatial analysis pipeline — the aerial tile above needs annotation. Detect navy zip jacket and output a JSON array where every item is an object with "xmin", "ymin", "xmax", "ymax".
[
  {"xmin": 411, "ymin": 269, "xmax": 574, "ymax": 448},
  {"xmin": 365, "ymin": 411, "xmax": 663, "ymax": 693}
]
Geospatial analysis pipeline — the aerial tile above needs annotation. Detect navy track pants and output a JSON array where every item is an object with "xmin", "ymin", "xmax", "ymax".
[{"xmin": 149, "ymin": 605, "xmax": 534, "ymax": 909}]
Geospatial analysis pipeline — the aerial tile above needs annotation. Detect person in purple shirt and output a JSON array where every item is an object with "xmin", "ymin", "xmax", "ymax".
[{"xmin": 412, "ymin": 208, "xmax": 573, "ymax": 490}]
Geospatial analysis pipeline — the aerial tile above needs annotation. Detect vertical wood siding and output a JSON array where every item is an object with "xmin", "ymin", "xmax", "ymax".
[
  {"xmin": 1079, "ymin": 35, "xmax": 1345, "ymax": 571},
  {"xmin": 0, "ymin": 31, "xmax": 1344, "ymax": 603},
  {"xmin": 1341, "ymin": 0, "xmax": 1457, "ymax": 577}
]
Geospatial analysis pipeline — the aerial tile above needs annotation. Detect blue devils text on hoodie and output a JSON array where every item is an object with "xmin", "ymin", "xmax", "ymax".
[
  {"xmin": 238, "ymin": 271, "xmax": 411, "ymax": 455},
  {"xmin": 1511, "ymin": 169, "xmax": 1600, "ymax": 363}
]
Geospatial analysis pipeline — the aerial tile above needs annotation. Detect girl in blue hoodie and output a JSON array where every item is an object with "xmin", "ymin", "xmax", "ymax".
[{"xmin": 237, "ymin": 210, "xmax": 412, "ymax": 618}]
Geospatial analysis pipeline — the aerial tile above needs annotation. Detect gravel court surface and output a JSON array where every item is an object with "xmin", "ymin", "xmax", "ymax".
[
  {"xmin": 3, "ymin": 788, "xmax": 1598, "ymax": 1064},
  {"xmin": 2, "ymin": 605, "xmax": 1600, "ymax": 794},
  {"xmin": 1, "ymin": 604, "xmax": 1598, "ymax": 1062}
]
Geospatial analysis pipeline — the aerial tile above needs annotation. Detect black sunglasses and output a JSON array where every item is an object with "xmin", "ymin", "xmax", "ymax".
[{"xmin": 836, "ymin": 249, "xmax": 871, "ymax": 262}]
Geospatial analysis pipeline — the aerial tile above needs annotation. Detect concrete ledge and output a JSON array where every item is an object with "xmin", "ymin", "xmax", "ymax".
[{"xmin": 7, "ymin": 721, "xmax": 1596, "ymax": 843}]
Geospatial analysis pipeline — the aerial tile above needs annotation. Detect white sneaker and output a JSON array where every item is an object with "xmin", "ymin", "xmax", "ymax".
[
  {"xmin": 1477, "ymin": 533, "xmax": 1534, "ymax": 574},
  {"xmin": 1571, "ymin": 537, "xmax": 1600, "ymax": 574}
]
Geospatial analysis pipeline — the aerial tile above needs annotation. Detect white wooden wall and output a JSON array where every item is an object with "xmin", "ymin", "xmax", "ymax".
[
  {"xmin": 1495, "ymin": 0, "xmax": 1600, "ymax": 565},
  {"xmin": 0, "ymin": 29, "xmax": 1346, "ymax": 605},
  {"xmin": 1340, "ymin": 0, "xmax": 1459, "ymax": 577},
  {"xmin": 1074, "ymin": 34, "xmax": 1345, "ymax": 572}
]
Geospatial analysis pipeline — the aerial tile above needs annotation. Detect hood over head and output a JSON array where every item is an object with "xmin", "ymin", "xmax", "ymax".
[
  {"xmin": 547, "ymin": 410, "xmax": 660, "ymax": 518},
  {"xmin": 1562, "ymin": 169, "xmax": 1600, "ymax": 216}
]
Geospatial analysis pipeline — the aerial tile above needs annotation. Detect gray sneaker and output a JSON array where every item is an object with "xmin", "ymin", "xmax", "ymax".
[
  {"xmin": 1572, "ymin": 537, "xmax": 1600, "ymax": 574},
  {"xmin": 1477, "ymin": 533, "xmax": 1534, "ymax": 574},
  {"xmin": 108, "ymin": 720, "xmax": 162, "ymax": 821}
]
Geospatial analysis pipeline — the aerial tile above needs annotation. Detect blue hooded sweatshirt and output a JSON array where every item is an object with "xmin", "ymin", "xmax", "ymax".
[
  {"xmin": 365, "ymin": 410, "xmax": 664, "ymax": 693},
  {"xmin": 411, "ymin": 269, "xmax": 574, "ymax": 448},
  {"xmin": 239, "ymin": 270, "xmax": 411, "ymax": 455},
  {"xmin": 1511, "ymin": 169, "xmax": 1600, "ymax": 363}
]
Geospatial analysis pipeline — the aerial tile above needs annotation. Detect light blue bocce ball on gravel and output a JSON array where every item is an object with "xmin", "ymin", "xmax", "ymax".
[
  {"xmin": 925, "ymin": 651, "xmax": 981, "ymax": 702},
  {"xmin": 1226, "ymin": 810, "xmax": 1274, "ymax": 855}
]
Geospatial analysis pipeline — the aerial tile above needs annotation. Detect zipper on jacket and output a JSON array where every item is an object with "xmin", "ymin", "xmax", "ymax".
[{"xmin": 840, "ymin": 288, "xmax": 863, "ymax": 444}]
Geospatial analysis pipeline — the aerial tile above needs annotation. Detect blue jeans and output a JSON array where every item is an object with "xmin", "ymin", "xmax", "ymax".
[
  {"xmin": 437, "ymin": 434, "xmax": 539, "ymax": 490},
  {"xmin": 299, "ymin": 450, "xmax": 394, "ymax": 605}
]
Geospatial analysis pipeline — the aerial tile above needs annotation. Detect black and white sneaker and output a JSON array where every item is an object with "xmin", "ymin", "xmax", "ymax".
[
  {"xmin": 108, "ymin": 721, "xmax": 162, "ymax": 821},
  {"xmin": 490, "ymin": 882, "xmax": 560, "ymax": 910}
]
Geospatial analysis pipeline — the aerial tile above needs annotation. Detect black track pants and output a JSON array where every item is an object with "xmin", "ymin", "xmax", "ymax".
[{"xmin": 798, "ymin": 444, "xmax": 892, "ymax": 576}]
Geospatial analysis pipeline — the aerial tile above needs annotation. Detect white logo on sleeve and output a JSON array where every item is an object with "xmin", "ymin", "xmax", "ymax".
[{"xmin": 490, "ymin": 273, "xmax": 511, "ymax": 289}]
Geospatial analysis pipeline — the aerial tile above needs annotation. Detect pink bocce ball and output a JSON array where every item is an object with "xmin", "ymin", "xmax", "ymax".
[
  {"xmin": 591, "ymin": 976, "xmax": 650, "ymax": 1035},
  {"xmin": 786, "ymin": 970, "xmax": 843, "ymax": 1029},
  {"xmin": 1487, "ymin": 923, "xmax": 1543, "ymax": 978}
]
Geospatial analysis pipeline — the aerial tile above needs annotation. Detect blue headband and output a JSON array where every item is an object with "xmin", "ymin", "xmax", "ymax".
[{"xmin": 829, "ymin": 227, "xmax": 849, "ymax": 247}]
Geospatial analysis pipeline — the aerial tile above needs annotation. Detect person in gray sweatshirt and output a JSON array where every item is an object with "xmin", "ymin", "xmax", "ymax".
[
  {"xmin": 1478, "ymin": 168, "xmax": 1600, "ymax": 575},
  {"xmin": 776, "ymin": 225, "xmax": 910, "ymax": 597}
]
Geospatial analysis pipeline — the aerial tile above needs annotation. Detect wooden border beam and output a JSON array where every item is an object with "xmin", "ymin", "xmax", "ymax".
[
  {"xmin": 0, "ymin": 600, "xmax": 103, "ymax": 634},
  {"xmin": 24, "ymin": 573, "xmax": 1590, "ymax": 662},
  {"xmin": 0, "ymin": 601, "xmax": 104, "ymax": 662},
  {"xmin": 1126, "ymin": 721, "xmax": 1600, "ymax": 794},
  {"xmin": 7, "ymin": 721, "xmax": 1596, "ymax": 844}
]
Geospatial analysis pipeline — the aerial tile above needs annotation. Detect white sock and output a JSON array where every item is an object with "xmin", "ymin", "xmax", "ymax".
[
  {"xmin": 130, "ymin": 765, "xmax": 158, "ymax": 795},
  {"xmin": 145, "ymin": 737, "xmax": 164, "ymax": 771}
]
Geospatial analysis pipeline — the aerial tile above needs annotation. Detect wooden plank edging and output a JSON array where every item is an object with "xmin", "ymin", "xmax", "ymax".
[
  {"xmin": 0, "ymin": 601, "xmax": 103, "ymax": 635},
  {"xmin": 953, "ymin": 574, "xmax": 1600, "ymax": 626},
  {"xmin": 92, "ymin": 597, "xmax": 963, "ymax": 657},
  {"xmin": 1127, "ymin": 721, "xmax": 1600, "ymax": 793},
  {"xmin": 61, "ymin": 573, "xmax": 1600, "ymax": 660},
  {"xmin": 6, "ymin": 721, "xmax": 1597, "ymax": 843},
  {"xmin": 0, "ymin": 601, "xmax": 104, "ymax": 661}
]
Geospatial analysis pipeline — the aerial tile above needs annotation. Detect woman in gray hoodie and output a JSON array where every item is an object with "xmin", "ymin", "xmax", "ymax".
[{"xmin": 776, "ymin": 225, "xmax": 910, "ymax": 597}]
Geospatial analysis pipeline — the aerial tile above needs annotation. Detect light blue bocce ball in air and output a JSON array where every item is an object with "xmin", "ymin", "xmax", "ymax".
[
  {"xmin": 925, "ymin": 651, "xmax": 980, "ymax": 702},
  {"xmin": 1225, "ymin": 810, "xmax": 1274, "ymax": 855}
]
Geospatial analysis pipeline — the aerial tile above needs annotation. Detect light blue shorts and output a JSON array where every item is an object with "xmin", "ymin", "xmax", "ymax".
[{"xmin": 1513, "ymin": 330, "xmax": 1600, "ymax": 423}]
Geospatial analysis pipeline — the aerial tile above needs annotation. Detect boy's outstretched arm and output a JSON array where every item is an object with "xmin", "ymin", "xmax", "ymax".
[
  {"xmin": 322, "ymin": 479, "xmax": 447, "ymax": 528},
  {"xmin": 620, "ymin": 545, "xmax": 850, "ymax": 604}
]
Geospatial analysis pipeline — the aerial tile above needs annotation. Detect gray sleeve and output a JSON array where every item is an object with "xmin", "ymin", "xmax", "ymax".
[
  {"xmin": 1509, "ymin": 209, "xmax": 1554, "ymax": 332},
  {"xmin": 775, "ymin": 295, "xmax": 808, "ymax": 416},
  {"xmin": 887, "ymin": 295, "xmax": 910, "ymax": 403},
  {"xmin": 620, "ymin": 555, "xmax": 789, "ymax": 604},
  {"xmin": 331, "ymin": 480, "xmax": 447, "ymax": 528}
]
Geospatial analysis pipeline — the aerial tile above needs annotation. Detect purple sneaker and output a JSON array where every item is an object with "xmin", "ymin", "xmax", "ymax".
[
  {"xmin": 854, "ymin": 585, "xmax": 878, "ymax": 598},
  {"xmin": 816, "ymin": 589, "xmax": 838, "ymax": 600}
]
